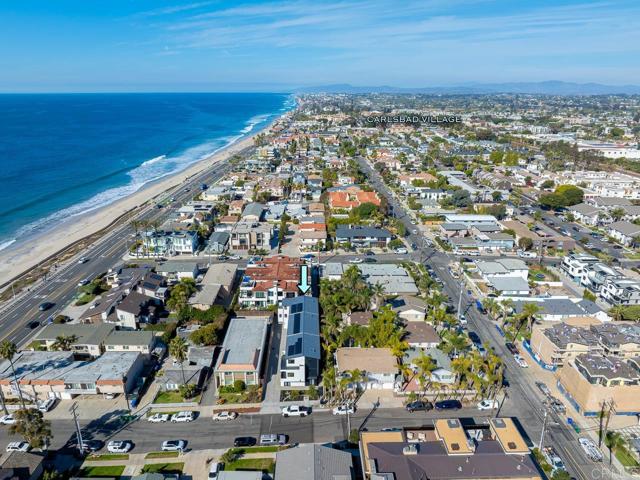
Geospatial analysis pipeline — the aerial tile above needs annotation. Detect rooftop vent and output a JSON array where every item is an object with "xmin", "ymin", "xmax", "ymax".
[
  {"xmin": 451, "ymin": 443, "xmax": 460, "ymax": 451},
  {"xmin": 402, "ymin": 444, "xmax": 418, "ymax": 456},
  {"xmin": 508, "ymin": 442, "xmax": 518, "ymax": 450}
]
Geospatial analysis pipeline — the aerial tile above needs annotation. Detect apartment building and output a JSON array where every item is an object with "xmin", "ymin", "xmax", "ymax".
[
  {"xmin": 359, "ymin": 418, "xmax": 541, "ymax": 480},
  {"xmin": 557, "ymin": 353, "xmax": 640, "ymax": 416},
  {"xmin": 560, "ymin": 253, "xmax": 600, "ymax": 282},
  {"xmin": 600, "ymin": 277, "xmax": 640, "ymax": 306},
  {"xmin": 229, "ymin": 221, "xmax": 273, "ymax": 252}
]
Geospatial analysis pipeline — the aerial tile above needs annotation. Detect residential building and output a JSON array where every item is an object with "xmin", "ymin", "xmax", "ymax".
[
  {"xmin": 335, "ymin": 347, "xmax": 398, "ymax": 390},
  {"xmin": 275, "ymin": 444, "xmax": 354, "ymax": 480},
  {"xmin": 359, "ymin": 418, "xmax": 541, "ymax": 480},
  {"xmin": 33, "ymin": 323, "xmax": 115, "ymax": 358},
  {"xmin": 158, "ymin": 365, "xmax": 206, "ymax": 392},
  {"xmin": 141, "ymin": 230, "xmax": 199, "ymax": 256},
  {"xmin": 278, "ymin": 297, "xmax": 320, "ymax": 387},
  {"xmin": 511, "ymin": 297, "xmax": 609, "ymax": 323},
  {"xmin": 103, "ymin": 330, "xmax": 157, "ymax": 354},
  {"xmin": 189, "ymin": 263, "xmax": 238, "ymax": 309},
  {"xmin": 388, "ymin": 295, "xmax": 427, "ymax": 322},
  {"xmin": 560, "ymin": 253, "xmax": 600, "ymax": 282},
  {"xmin": 335, "ymin": 226, "xmax": 392, "ymax": 248},
  {"xmin": 600, "ymin": 277, "xmax": 640, "ymax": 306},
  {"xmin": 442, "ymin": 214, "xmax": 498, "ymax": 228},
  {"xmin": 239, "ymin": 256, "xmax": 306, "ymax": 308},
  {"xmin": 607, "ymin": 221, "xmax": 640, "ymax": 246},
  {"xmin": 241, "ymin": 202, "xmax": 265, "ymax": 222},
  {"xmin": 229, "ymin": 221, "xmax": 273, "ymax": 252},
  {"xmin": 0, "ymin": 451, "xmax": 45, "ymax": 480},
  {"xmin": 568, "ymin": 203, "xmax": 601, "ymax": 226},
  {"xmin": 328, "ymin": 186, "xmax": 381, "ymax": 211},
  {"xmin": 322, "ymin": 263, "xmax": 419, "ymax": 295},
  {"xmin": 113, "ymin": 291, "xmax": 159, "ymax": 329},
  {"xmin": 156, "ymin": 261, "xmax": 200, "ymax": 282},
  {"xmin": 205, "ymin": 231, "xmax": 230, "ymax": 254},
  {"xmin": 404, "ymin": 322, "xmax": 440, "ymax": 348},
  {"xmin": 530, "ymin": 320, "xmax": 602, "ymax": 367},
  {"xmin": 214, "ymin": 314, "xmax": 271, "ymax": 388}
]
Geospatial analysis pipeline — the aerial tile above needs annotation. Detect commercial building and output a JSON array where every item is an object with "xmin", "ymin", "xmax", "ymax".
[
  {"xmin": 214, "ymin": 314, "xmax": 271, "ymax": 388},
  {"xmin": 278, "ymin": 297, "xmax": 321, "ymax": 387}
]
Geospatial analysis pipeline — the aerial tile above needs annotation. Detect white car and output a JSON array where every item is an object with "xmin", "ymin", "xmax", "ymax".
[
  {"xmin": 0, "ymin": 414, "xmax": 15, "ymax": 425},
  {"xmin": 77, "ymin": 278, "xmax": 90, "ymax": 287},
  {"xmin": 78, "ymin": 257, "xmax": 89, "ymax": 264},
  {"xmin": 395, "ymin": 248, "xmax": 408, "ymax": 254},
  {"xmin": 212, "ymin": 411, "xmax": 238, "ymax": 421},
  {"xmin": 477, "ymin": 399, "xmax": 499, "ymax": 410},
  {"xmin": 282, "ymin": 405, "xmax": 310, "ymax": 417},
  {"xmin": 171, "ymin": 411, "xmax": 195, "ymax": 423},
  {"xmin": 147, "ymin": 413, "xmax": 170, "ymax": 423},
  {"xmin": 37, "ymin": 398, "xmax": 57, "ymax": 413},
  {"xmin": 107, "ymin": 440, "xmax": 132, "ymax": 453},
  {"xmin": 6, "ymin": 442, "xmax": 30, "ymax": 452},
  {"xmin": 514, "ymin": 354, "xmax": 529, "ymax": 368},
  {"xmin": 208, "ymin": 462, "xmax": 223, "ymax": 480},
  {"xmin": 229, "ymin": 255, "xmax": 241, "ymax": 260},
  {"xmin": 332, "ymin": 404, "xmax": 356, "ymax": 415},
  {"xmin": 162, "ymin": 439, "xmax": 186, "ymax": 451},
  {"xmin": 348, "ymin": 258, "xmax": 363, "ymax": 264}
]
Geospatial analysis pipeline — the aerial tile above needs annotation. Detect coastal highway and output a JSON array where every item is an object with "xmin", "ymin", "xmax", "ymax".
[
  {"xmin": 0, "ymin": 153, "xmax": 239, "ymax": 347},
  {"xmin": 356, "ymin": 156, "xmax": 603, "ymax": 480}
]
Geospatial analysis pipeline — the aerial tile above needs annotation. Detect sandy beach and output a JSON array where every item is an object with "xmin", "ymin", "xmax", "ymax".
[{"xmin": 0, "ymin": 129, "xmax": 264, "ymax": 286}]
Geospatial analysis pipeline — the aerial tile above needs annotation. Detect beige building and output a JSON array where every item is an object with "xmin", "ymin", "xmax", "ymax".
[{"xmin": 556, "ymin": 353, "xmax": 640, "ymax": 416}]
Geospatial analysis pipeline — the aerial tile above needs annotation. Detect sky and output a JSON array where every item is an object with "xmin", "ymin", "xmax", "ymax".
[{"xmin": 0, "ymin": 0, "xmax": 639, "ymax": 92}]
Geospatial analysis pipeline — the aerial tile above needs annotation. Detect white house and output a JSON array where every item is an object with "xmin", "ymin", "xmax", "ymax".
[
  {"xmin": 608, "ymin": 221, "xmax": 640, "ymax": 246},
  {"xmin": 335, "ymin": 347, "xmax": 398, "ymax": 390}
]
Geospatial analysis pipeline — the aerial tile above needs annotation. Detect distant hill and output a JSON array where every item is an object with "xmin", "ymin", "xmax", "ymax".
[{"xmin": 296, "ymin": 81, "xmax": 640, "ymax": 95}]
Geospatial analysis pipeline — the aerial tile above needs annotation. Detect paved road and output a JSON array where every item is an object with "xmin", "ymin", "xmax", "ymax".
[
  {"xmin": 357, "ymin": 156, "xmax": 602, "ymax": 480},
  {"xmin": 0, "ymin": 159, "xmax": 236, "ymax": 347}
]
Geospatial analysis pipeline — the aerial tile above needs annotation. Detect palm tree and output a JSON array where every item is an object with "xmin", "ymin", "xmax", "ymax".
[
  {"xmin": 169, "ymin": 337, "xmax": 188, "ymax": 385},
  {"xmin": 0, "ymin": 341, "xmax": 25, "ymax": 409},
  {"xmin": 414, "ymin": 353, "xmax": 436, "ymax": 398},
  {"xmin": 514, "ymin": 302, "xmax": 542, "ymax": 337},
  {"xmin": 371, "ymin": 283, "xmax": 386, "ymax": 309},
  {"xmin": 51, "ymin": 335, "xmax": 78, "ymax": 351},
  {"xmin": 483, "ymin": 298, "xmax": 499, "ymax": 321},
  {"xmin": 604, "ymin": 431, "xmax": 626, "ymax": 465},
  {"xmin": 130, "ymin": 219, "xmax": 142, "ymax": 258}
]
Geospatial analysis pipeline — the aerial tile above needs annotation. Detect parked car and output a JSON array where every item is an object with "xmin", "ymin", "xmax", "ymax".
[
  {"xmin": 549, "ymin": 397, "xmax": 566, "ymax": 414},
  {"xmin": 107, "ymin": 441, "xmax": 132, "ymax": 453},
  {"xmin": 161, "ymin": 440, "xmax": 186, "ymax": 452},
  {"xmin": 468, "ymin": 332, "xmax": 482, "ymax": 345},
  {"xmin": 543, "ymin": 446, "xmax": 566, "ymax": 473},
  {"xmin": 77, "ymin": 278, "xmax": 90, "ymax": 287},
  {"xmin": 332, "ymin": 404, "xmax": 356, "ymax": 415},
  {"xmin": 38, "ymin": 302, "xmax": 54, "ymax": 311},
  {"xmin": 27, "ymin": 320, "xmax": 40, "ymax": 329},
  {"xmin": 260, "ymin": 433, "xmax": 288, "ymax": 446},
  {"xmin": 147, "ymin": 413, "xmax": 170, "ymax": 423},
  {"xmin": 395, "ymin": 248, "xmax": 408, "ymax": 254},
  {"xmin": 208, "ymin": 462, "xmax": 223, "ymax": 480},
  {"xmin": 406, "ymin": 400, "xmax": 433, "ymax": 413},
  {"xmin": 212, "ymin": 411, "xmax": 238, "ymax": 421},
  {"xmin": 229, "ymin": 255, "xmax": 241, "ymax": 260},
  {"xmin": 80, "ymin": 440, "xmax": 104, "ymax": 453},
  {"xmin": 536, "ymin": 381, "xmax": 551, "ymax": 397},
  {"xmin": 435, "ymin": 400, "xmax": 462, "ymax": 410},
  {"xmin": 348, "ymin": 258, "xmax": 363, "ymax": 264},
  {"xmin": 171, "ymin": 411, "xmax": 195, "ymax": 423},
  {"xmin": 78, "ymin": 257, "xmax": 89, "ymax": 264},
  {"xmin": 477, "ymin": 399, "xmax": 499, "ymax": 410},
  {"xmin": 0, "ymin": 414, "xmax": 15, "ymax": 425},
  {"xmin": 505, "ymin": 342, "xmax": 519, "ymax": 355},
  {"xmin": 579, "ymin": 437, "xmax": 603, "ymax": 462},
  {"xmin": 6, "ymin": 442, "xmax": 30, "ymax": 452},
  {"xmin": 233, "ymin": 437, "xmax": 256, "ymax": 447},
  {"xmin": 37, "ymin": 397, "xmax": 57, "ymax": 412},
  {"xmin": 513, "ymin": 354, "xmax": 529, "ymax": 368},
  {"xmin": 282, "ymin": 405, "xmax": 310, "ymax": 417}
]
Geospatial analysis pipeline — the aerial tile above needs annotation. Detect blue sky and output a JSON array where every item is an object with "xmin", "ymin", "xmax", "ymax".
[{"xmin": 0, "ymin": 0, "xmax": 639, "ymax": 92}]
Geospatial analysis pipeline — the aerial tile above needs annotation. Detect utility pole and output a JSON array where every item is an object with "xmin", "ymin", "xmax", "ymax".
[
  {"xmin": 457, "ymin": 280, "xmax": 464, "ymax": 322},
  {"xmin": 539, "ymin": 407, "xmax": 549, "ymax": 449},
  {"xmin": 70, "ymin": 402, "xmax": 83, "ymax": 455}
]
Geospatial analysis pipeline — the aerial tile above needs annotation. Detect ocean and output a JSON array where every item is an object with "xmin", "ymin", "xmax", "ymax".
[{"xmin": 0, "ymin": 92, "xmax": 293, "ymax": 250}]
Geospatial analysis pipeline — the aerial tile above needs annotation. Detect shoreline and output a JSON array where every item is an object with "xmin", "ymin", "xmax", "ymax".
[{"xmin": 0, "ymin": 110, "xmax": 287, "ymax": 286}]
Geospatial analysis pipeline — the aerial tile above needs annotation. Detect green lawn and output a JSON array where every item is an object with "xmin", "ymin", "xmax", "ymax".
[
  {"xmin": 78, "ymin": 465, "xmax": 126, "ymax": 477},
  {"xmin": 141, "ymin": 462, "xmax": 184, "ymax": 474},
  {"xmin": 229, "ymin": 446, "xmax": 284, "ymax": 455},
  {"xmin": 153, "ymin": 391, "xmax": 185, "ymax": 403},
  {"xmin": 87, "ymin": 453, "xmax": 129, "ymax": 461},
  {"xmin": 225, "ymin": 458, "xmax": 275, "ymax": 473},
  {"xmin": 615, "ymin": 446, "xmax": 640, "ymax": 467},
  {"xmin": 145, "ymin": 451, "xmax": 180, "ymax": 459}
]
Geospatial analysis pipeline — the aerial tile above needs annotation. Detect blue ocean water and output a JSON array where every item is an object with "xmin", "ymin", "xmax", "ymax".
[{"xmin": 0, "ymin": 92, "xmax": 293, "ymax": 250}]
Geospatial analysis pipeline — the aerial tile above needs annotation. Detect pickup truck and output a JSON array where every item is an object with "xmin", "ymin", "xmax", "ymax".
[
  {"xmin": 579, "ymin": 437, "xmax": 603, "ymax": 462},
  {"xmin": 281, "ymin": 405, "xmax": 310, "ymax": 417}
]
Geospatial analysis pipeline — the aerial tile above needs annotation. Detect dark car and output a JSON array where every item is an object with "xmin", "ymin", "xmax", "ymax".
[
  {"xmin": 364, "ymin": 250, "xmax": 375, "ymax": 256},
  {"xmin": 468, "ymin": 332, "xmax": 482, "ymax": 345},
  {"xmin": 363, "ymin": 258, "xmax": 377, "ymax": 263},
  {"xmin": 38, "ymin": 302, "xmax": 54, "ymax": 311},
  {"xmin": 406, "ymin": 401, "xmax": 433, "ymax": 412},
  {"xmin": 27, "ymin": 320, "xmax": 40, "ymax": 329},
  {"xmin": 505, "ymin": 342, "xmax": 519, "ymax": 355},
  {"xmin": 435, "ymin": 400, "xmax": 462, "ymax": 410},
  {"xmin": 233, "ymin": 437, "xmax": 256, "ymax": 447},
  {"xmin": 81, "ymin": 439, "xmax": 104, "ymax": 453}
]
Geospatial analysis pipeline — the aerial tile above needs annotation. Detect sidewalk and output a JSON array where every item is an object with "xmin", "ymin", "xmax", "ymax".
[{"xmin": 82, "ymin": 448, "xmax": 226, "ymax": 480}]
